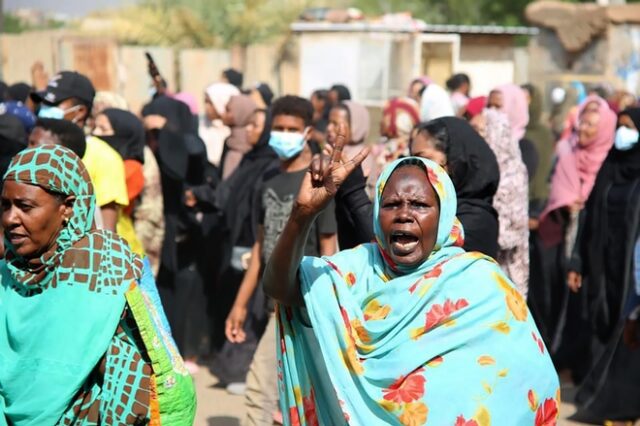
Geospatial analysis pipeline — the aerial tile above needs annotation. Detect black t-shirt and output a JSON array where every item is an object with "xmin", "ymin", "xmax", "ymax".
[{"xmin": 259, "ymin": 169, "xmax": 337, "ymax": 263}]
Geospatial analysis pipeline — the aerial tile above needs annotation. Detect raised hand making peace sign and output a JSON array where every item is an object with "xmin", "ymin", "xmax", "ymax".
[{"xmin": 294, "ymin": 123, "xmax": 371, "ymax": 217}]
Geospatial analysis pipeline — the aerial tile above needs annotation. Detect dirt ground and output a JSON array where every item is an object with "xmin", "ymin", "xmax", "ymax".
[{"xmin": 192, "ymin": 368, "xmax": 590, "ymax": 426}]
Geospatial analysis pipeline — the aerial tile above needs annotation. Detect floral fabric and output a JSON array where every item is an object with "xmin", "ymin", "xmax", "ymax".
[{"xmin": 277, "ymin": 157, "xmax": 559, "ymax": 425}]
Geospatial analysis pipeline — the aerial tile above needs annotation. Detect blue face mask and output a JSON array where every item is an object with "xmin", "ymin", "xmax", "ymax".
[
  {"xmin": 38, "ymin": 104, "xmax": 66, "ymax": 119},
  {"xmin": 614, "ymin": 126, "xmax": 639, "ymax": 151},
  {"xmin": 37, "ymin": 104, "xmax": 83, "ymax": 123},
  {"xmin": 268, "ymin": 131, "xmax": 307, "ymax": 160}
]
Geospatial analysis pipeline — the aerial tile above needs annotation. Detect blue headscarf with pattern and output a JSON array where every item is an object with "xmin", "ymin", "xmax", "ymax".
[{"xmin": 276, "ymin": 156, "xmax": 560, "ymax": 425}]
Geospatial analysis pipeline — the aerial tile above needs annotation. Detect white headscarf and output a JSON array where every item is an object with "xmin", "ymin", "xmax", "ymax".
[
  {"xmin": 199, "ymin": 83, "xmax": 239, "ymax": 166},
  {"xmin": 420, "ymin": 83, "xmax": 455, "ymax": 122},
  {"xmin": 205, "ymin": 83, "xmax": 240, "ymax": 116}
]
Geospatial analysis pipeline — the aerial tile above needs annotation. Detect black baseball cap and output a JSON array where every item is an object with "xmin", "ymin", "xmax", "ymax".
[{"xmin": 30, "ymin": 71, "xmax": 96, "ymax": 105}]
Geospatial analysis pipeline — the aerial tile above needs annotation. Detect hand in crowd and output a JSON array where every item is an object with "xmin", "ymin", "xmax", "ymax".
[
  {"xmin": 184, "ymin": 189, "xmax": 197, "ymax": 208},
  {"xmin": 567, "ymin": 270, "xmax": 582, "ymax": 293},
  {"xmin": 31, "ymin": 61, "xmax": 49, "ymax": 91},
  {"xmin": 225, "ymin": 304, "xmax": 248, "ymax": 344},
  {"xmin": 299, "ymin": 123, "xmax": 370, "ymax": 217},
  {"xmin": 623, "ymin": 319, "xmax": 639, "ymax": 350},
  {"xmin": 143, "ymin": 114, "xmax": 167, "ymax": 131}
]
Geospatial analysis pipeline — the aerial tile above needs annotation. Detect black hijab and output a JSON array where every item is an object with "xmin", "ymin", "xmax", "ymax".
[
  {"xmin": 142, "ymin": 96, "xmax": 193, "ymax": 181},
  {"xmin": 218, "ymin": 113, "xmax": 280, "ymax": 244},
  {"xmin": 436, "ymin": 117, "xmax": 500, "ymax": 201},
  {"xmin": 142, "ymin": 95, "xmax": 208, "ymax": 275},
  {"xmin": 605, "ymin": 107, "xmax": 640, "ymax": 183},
  {"xmin": 240, "ymin": 110, "xmax": 276, "ymax": 163},
  {"xmin": 101, "ymin": 108, "xmax": 145, "ymax": 163},
  {"xmin": 423, "ymin": 116, "xmax": 500, "ymax": 257},
  {"xmin": 142, "ymin": 95, "xmax": 196, "ymax": 135},
  {"xmin": 0, "ymin": 115, "xmax": 26, "ymax": 185},
  {"xmin": 330, "ymin": 84, "xmax": 351, "ymax": 102},
  {"xmin": 578, "ymin": 107, "xmax": 640, "ymax": 339}
]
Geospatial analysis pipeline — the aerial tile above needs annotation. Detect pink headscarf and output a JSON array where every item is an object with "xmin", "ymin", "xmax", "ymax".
[
  {"xmin": 495, "ymin": 84, "xmax": 529, "ymax": 141},
  {"xmin": 343, "ymin": 100, "xmax": 374, "ymax": 178},
  {"xmin": 407, "ymin": 76, "xmax": 432, "ymax": 97},
  {"xmin": 173, "ymin": 92, "xmax": 199, "ymax": 115},
  {"xmin": 538, "ymin": 95, "xmax": 616, "ymax": 246}
]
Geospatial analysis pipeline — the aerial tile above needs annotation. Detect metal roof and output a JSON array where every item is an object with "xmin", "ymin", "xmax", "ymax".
[{"xmin": 290, "ymin": 21, "xmax": 539, "ymax": 36}]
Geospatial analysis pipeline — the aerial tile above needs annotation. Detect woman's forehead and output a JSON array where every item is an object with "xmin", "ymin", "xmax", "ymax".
[
  {"xmin": 382, "ymin": 165, "xmax": 431, "ymax": 194},
  {"xmin": 2, "ymin": 180, "xmax": 53, "ymax": 200}
]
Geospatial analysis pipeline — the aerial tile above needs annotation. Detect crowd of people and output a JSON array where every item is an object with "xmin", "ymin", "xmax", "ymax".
[{"xmin": 0, "ymin": 62, "xmax": 638, "ymax": 426}]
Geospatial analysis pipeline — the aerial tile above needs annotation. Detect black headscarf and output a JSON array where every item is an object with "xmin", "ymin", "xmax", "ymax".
[
  {"xmin": 142, "ymin": 95, "xmax": 198, "ymax": 181},
  {"xmin": 142, "ymin": 95, "xmax": 196, "ymax": 135},
  {"xmin": 577, "ymin": 107, "xmax": 640, "ymax": 340},
  {"xmin": 0, "ymin": 115, "xmax": 27, "ymax": 187},
  {"xmin": 605, "ymin": 107, "xmax": 640, "ymax": 183},
  {"xmin": 255, "ymin": 83, "xmax": 274, "ymax": 106},
  {"xmin": 223, "ymin": 68, "xmax": 244, "ymax": 90},
  {"xmin": 196, "ymin": 110, "xmax": 278, "ymax": 286},
  {"xmin": 100, "ymin": 108, "xmax": 145, "ymax": 163},
  {"xmin": 240, "ymin": 111, "xmax": 276, "ymax": 163},
  {"xmin": 225, "ymin": 111, "xmax": 277, "ymax": 242},
  {"xmin": 141, "ymin": 95, "xmax": 208, "ymax": 276},
  {"xmin": 330, "ymin": 84, "xmax": 351, "ymax": 102},
  {"xmin": 436, "ymin": 117, "xmax": 500, "ymax": 200},
  {"xmin": 427, "ymin": 116, "xmax": 500, "ymax": 257}
]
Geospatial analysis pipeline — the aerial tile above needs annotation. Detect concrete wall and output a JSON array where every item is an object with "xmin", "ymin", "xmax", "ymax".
[
  {"xmin": 179, "ymin": 48, "xmax": 231, "ymax": 114},
  {"xmin": 0, "ymin": 30, "xmax": 297, "ymax": 114},
  {"xmin": 458, "ymin": 35, "xmax": 517, "ymax": 97},
  {"xmin": 0, "ymin": 30, "xmax": 64, "ymax": 83}
]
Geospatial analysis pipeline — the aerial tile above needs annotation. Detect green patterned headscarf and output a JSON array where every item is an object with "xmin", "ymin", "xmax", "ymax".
[
  {"xmin": 3, "ymin": 145, "xmax": 97, "ymax": 289},
  {"xmin": 0, "ymin": 145, "xmax": 158, "ymax": 425}
]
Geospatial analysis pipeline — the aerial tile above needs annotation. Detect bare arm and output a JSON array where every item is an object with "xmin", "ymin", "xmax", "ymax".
[
  {"xmin": 100, "ymin": 202, "xmax": 118, "ymax": 232},
  {"xmin": 320, "ymin": 233, "xmax": 338, "ymax": 256},
  {"xmin": 263, "ymin": 124, "xmax": 369, "ymax": 307},
  {"xmin": 225, "ymin": 228, "xmax": 264, "ymax": 343}
]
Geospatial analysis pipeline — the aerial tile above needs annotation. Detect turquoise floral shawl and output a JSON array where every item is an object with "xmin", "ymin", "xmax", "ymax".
[{"xmin": 276, "ymin": 157, "xmax": 560, "ymax": 425}]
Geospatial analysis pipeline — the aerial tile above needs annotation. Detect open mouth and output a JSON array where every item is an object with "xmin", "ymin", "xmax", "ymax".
[
  {"xmin": 390, "ymin": 230, "xmax": 420, "ymax": 255},
  {"xmin": 7, "ymin": 233, "xmax": 27, "ymax": 245}
]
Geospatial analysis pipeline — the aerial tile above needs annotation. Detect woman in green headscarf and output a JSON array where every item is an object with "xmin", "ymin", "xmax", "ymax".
[
  {"xmin": 0, "ymin": 145, "xmax": 195, "ymax": 425},
  {"xmin": 522, "ymin": 84, "xmax": 555, "ymax": 220}
]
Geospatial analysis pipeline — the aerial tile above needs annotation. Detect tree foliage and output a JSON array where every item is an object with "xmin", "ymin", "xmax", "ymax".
[
  {"xmin": 87, "ymin": 0, "xmax": 640, "ymax": 47},
  {"xmin": 3, "ymin": 12, "xmax": 66, "ymax": 34},
  {"xmin": 142, "ymin": 0, "xmax": 308, "ymax": 47}
]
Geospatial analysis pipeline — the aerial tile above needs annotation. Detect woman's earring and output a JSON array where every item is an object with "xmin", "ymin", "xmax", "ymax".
[{"xmin": 63, "ymin": 218, "xmax": 70, "ymax": 226}]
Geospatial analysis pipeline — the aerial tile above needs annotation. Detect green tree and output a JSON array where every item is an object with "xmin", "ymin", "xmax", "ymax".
[
  {"xmin": 4, "ymin": 13, "xmax": 28, "ymax": 33},
  {"xmin": 144, "ymin": 0, "xmax": 308, "ymax": 47}
]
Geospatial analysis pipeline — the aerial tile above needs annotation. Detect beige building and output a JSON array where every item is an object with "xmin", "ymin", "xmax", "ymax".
[
  {"xmin": 1, "ymin": 21, "xmax": 535, "ymax": 116},
  {"xmin": 289, "ymin": 21, "xmax": 536, "ymax": 105}
]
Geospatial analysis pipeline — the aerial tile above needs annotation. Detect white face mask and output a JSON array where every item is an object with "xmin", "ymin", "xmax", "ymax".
[{"xmin": 614, "ymin": 126, "xmax": 639, "ymax": 151}]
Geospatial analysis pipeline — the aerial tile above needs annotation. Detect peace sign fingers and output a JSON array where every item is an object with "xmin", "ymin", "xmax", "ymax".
[{"xmin": 330, "ymin": 122, "xmax": 348, "ymax": 165}]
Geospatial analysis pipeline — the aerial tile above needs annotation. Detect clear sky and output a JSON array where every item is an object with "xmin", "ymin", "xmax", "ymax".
[{"xmin": 6, "ymin": 0, "xmax": 137, "ymax": 17}]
